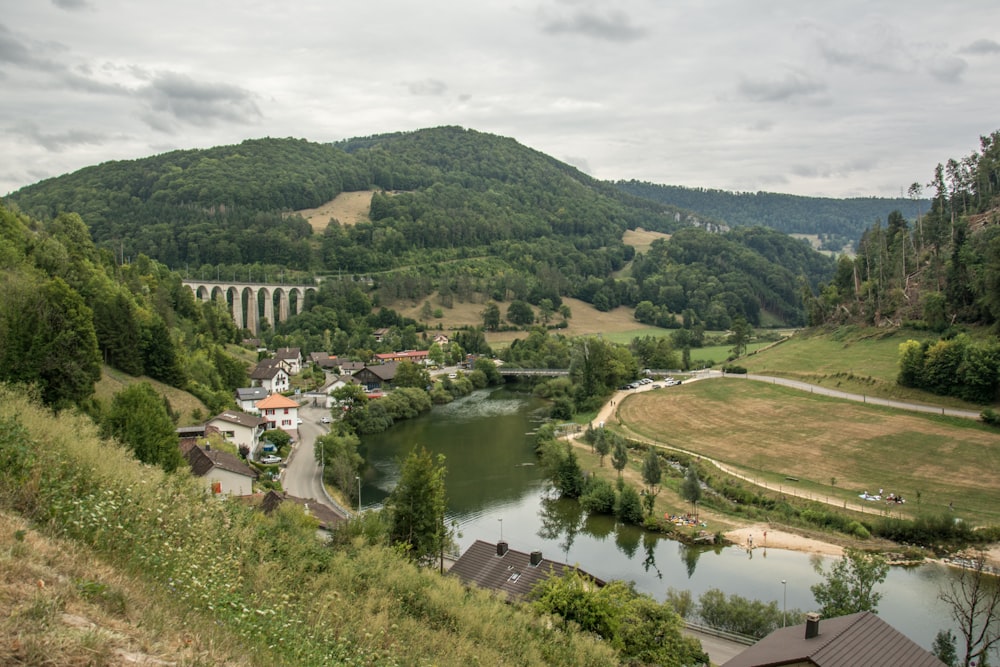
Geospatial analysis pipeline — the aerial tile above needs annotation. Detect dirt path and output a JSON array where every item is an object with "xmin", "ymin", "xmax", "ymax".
[{"xmin": 570, "ymin": 372, "xmax": 1000, "ymax": 563}]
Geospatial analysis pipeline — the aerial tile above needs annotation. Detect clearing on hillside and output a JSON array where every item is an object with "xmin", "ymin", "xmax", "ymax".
[
  {"xmin": 398, "ymin": 295, "xmax": 656, "ymax": 347},
  {"xmin": 295, "ymin": 191, "xmax": 375, "ymax": 232},
  {"xmin": 622, "ymin": 228, "xmax": 670, "ymax": 256}
]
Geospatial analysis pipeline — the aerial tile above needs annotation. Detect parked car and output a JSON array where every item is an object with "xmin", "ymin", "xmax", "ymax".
[
  {"xmin": 259, "ymin": 455, "xmax": 282, "ymax": 465},
  {"xmin": 296, "ymin": 417, "xmax": 303, "ymax": 425},
  {"xmin": 320, "ymin": 416, "xmax": 331, "ymax": 424}
]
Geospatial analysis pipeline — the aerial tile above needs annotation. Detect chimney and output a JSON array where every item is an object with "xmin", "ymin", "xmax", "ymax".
[
  {"xmin": 205, "ymin": 443, "xmax": 211, "ymax": 451},
  {"xmin": 496, "ymin": 541, "xmax": 508, "ymax": 556},
  {"xmin": 805, "ymin": 613, "xmax": 821, "ymax": 639},
  {"xmin": 530, "ymin": 550, "xmax": 543, "ymax": 566}
]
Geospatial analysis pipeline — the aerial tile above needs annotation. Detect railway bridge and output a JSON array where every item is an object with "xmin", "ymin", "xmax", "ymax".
[{"xmin": 181, "ymin": 280, "xmax": 318, "ymax": 335}]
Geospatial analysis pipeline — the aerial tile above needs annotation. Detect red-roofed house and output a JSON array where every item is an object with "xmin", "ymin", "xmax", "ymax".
[
  {"xmin": 373, "ymin": 350, "xmax": 429, "ymax": 364},
  {"xmin": 256, "ymin": 393, "xmax": 300, "ymax": 433}
]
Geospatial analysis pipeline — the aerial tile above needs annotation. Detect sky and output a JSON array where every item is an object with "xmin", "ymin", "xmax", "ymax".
[{"xmin": 2, "ymin": 0, "xmax": 999, "ymax": 199}]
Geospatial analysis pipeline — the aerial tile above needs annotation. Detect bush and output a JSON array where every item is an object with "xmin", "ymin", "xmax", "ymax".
[
  {"xmin": 721, "ymin": 365, "xmax": 747, "ymax": 374},
  {"xmin": 982, "ymin": 408, "xmax": 1000, "ymax": 426}
]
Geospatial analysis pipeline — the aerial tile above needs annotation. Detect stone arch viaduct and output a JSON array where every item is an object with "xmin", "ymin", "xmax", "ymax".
[{"xmin": 182, "ymin": 280, "xmax": 318, "ymax": 335}]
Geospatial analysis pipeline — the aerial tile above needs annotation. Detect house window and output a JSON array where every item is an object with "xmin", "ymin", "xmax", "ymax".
[{"xmin": 284, "ymin": 408, "xmax": 289, "ymax": 415}]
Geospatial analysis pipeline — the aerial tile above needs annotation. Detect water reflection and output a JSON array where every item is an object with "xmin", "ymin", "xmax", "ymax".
[{"xmin": 362, "ymin": 387, "xmax": 967, "ymax": 652}]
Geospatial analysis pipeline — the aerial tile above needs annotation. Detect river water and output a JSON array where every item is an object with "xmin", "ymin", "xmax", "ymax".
[{"xmin": 360, "ymin": 387, "xmax": 969, "ymax": 652}]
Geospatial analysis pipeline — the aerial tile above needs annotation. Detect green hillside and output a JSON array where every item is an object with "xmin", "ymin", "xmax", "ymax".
[{"xmin": 6, "ymin": 127, "xmax": 835, "ymax": 329}]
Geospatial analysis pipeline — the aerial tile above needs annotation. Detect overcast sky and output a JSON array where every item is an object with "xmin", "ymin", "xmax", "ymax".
[{"xmin": 2, "ymin": 1, "xmax": 998, "ymax": 199}]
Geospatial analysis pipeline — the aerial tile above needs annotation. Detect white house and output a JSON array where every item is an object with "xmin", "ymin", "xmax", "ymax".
[
  {"xmin": 185, "ymin": 445, "xmax": 259, "ymax": 496},
  {"xmin": 250, "ymin": 359, "xmax": 291, "ymax": 393},
  {"xmin": 206, "ymin": 411, "xmax": 265, "ymax": 454},
  {"xmin": 274, "ymin": 347, "xmax": 303, "ymax": 375},
  {"xmin": 319, "ymin": 375, "xmax": 351, "ymax": 409},
  {"xmin": 256, "ymin": 393, "xmax": 300, "ymax": 433},
  {"xmin": 235, "ymin": 387, "xmax": 269, "ymax": 414}
]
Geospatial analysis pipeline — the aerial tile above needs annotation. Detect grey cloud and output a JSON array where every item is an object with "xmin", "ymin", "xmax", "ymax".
[
  {"xmin": 790, "ymin": 157, "xmax": 876, "ymax": 180},
  {"xmin": 10, "ymin": 120, "xmax": 110, "ymax": 152},
  {"xmin": 959, "ymin": 38, "xmax": 1000, "ymax": 55},
  {"xmin": 407, "ymin": 79, "xmax": 448, "ymax": 96},
  {"xmin": 140, "ymin": 72, "xmax": 262, "ymax": 130},
  {"xmin": 0, "ymin": 23, "xmax": 51, "ymax": 69},
  {"xmin": 738, "ymin": 73, "xmax": 826, "ymax": 103},
  {"xmin": 927, "ymin": 55, "xmax": 967, "ymax": 83},
  {"xmin": 819, "ymin": 43, "xmax": 899, "ymax": 73},
  {"xmin": 542, "ymin": 9, "xmax": 647, "ymax": 42},
  {"xmin": 0, "ymin": 23, "xmax": 124, "ymax": 95},
  {"xmin": 748, "ymin": 119, "xmax": 774, "ymax": 132},
  {"xmin": 51, "ymin": 0, "xmax": 91, "ymax": 10}
]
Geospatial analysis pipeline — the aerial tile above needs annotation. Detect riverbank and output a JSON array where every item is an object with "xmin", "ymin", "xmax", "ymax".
[{"xmin": 573, "ymin": 376, "xmax": 1000, "ymax": 568}]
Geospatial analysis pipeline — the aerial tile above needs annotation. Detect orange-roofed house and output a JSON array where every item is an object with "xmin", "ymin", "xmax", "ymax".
[{"xmin": 256, "ymin": 393, "xmax": 300, "ymax": 433}]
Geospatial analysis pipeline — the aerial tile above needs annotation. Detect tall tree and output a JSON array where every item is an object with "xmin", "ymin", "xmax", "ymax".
[
  {"xmin": 386, "ymin": 445, "xmax": 449, "ymax": 564},
  {"xmin": 0, "ymin": 272, "xmax": 101, "ymax": 410},
  {"xmin": 103, "ymin": 382, "xmax": 182, "ymax": 472},
  {"xmin": 641, "ymin": 448, "xmax": 662, "ymax": 515},
  {"xmin": 612, "ymin": 439, "xmax": 629, "ymax": 479},
  {"xmin": 681, "ymin": 465, "xmax": 702, "ymax": 515},
  {"xmin": 810, "ymin": 548, "xmax": 889, "ymax": 618},
  {"xmin": 939, "ymin": 549, "xmax": 1000, "ymax": 667},
  {"xmin": 481, "ymin": 302, "xmax": 501, "ymax": 331}
]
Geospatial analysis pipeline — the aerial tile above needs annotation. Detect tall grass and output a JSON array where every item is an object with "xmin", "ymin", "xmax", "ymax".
[{"xmin": 0, "ymin": 387, "xmax": 616, "ymax": 666}]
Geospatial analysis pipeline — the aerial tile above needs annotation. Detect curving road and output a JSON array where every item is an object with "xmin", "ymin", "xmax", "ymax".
[
  {"xmin": 282, "ymin": 401, "xmax": 352, "ymax": 518},
  {"xmin": 581, "ymin": 370, "xmax": 981, "ymax": 514}
]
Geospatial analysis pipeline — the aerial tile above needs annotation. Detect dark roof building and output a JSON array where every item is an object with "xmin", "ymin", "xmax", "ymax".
[
  {"xmin": 722, "ymin": 611, "xmax": 946, "ymax": 667},
  {"xmin": 449, "ymin": 540, "xmax": 604, "ymax": 603},
  {"xmin": 257, "ymin": 490, "xmax": 347, "ymax": 531},
  {"xmin": 185, "ymin": 445, "xmax": 259, "ymax": 481}
]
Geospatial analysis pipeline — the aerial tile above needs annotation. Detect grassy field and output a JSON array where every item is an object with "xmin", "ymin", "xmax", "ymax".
[
  {"xmin": 614, "ymin": 378, "xmax": 1000, "ymax": 526},
  {"xmin": 294, "ymin": 190, "xmax": 374, "ymax": 232},
  {"xmin": 739, "ymin": 326, "xmax": 993, "ymax": 410}
]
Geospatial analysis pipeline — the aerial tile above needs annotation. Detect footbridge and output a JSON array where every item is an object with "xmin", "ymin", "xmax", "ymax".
[
  {"xmin": 182, "ymin": 280, "xmax": 318, "ymax": 335},
  {"xmin": 497, "ymin": 368, "xmax": 570, "ymax": 377}
]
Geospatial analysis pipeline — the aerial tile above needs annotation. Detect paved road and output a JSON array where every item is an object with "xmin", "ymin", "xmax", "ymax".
[
  {"xmin": 282, "ymin": 401, "xmax": 352, "ymax": 518},
  {"xmin": 583, "ymin": 369, "xmax": 980, "ymax": 515}
]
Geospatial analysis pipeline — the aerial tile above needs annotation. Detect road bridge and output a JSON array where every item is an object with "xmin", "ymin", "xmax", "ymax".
[{"xmin": 181, "ymin": 279, "xmax": 318, "ymax": 335}]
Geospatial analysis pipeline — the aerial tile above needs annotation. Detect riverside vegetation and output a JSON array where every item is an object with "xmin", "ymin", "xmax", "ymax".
[{"xmin": 0, "ymin": 388, "xmax": 620, "ymax": 666}]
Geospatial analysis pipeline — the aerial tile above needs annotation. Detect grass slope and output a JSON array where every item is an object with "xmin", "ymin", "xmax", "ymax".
[
  {"xmin": 617, "ymin": 378, "xmax": 1000, "ymax": 526},
  {"xmin": 94, "ymin": 365, "xmax": 210, "ymax": 426},
  {"xmin": 0, "ymin": 388, "xmax": 617, "ymax": 666},
  {"xmin": 740, "ymin": 326, "xmax": 993, "ymax": 410}
]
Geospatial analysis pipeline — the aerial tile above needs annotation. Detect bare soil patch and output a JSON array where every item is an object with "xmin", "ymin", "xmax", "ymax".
[{"xmin": 295, "ymin": 191, "xmax": 375, "ymax": 232}]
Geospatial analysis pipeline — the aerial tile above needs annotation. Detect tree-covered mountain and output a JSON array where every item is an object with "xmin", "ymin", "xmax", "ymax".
[
  {"xmin": 6, "ymin": 126, "xmax": 838, "ymax": 329},
  {"xmin": 615, "ymin": 180, "xmax": 925, "ymax": 250}
]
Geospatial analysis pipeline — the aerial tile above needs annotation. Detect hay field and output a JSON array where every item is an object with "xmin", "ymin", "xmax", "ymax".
[
  {"xmin": 295, "ymin": 190, "xmax": 374, "ymax": 232},
  {"xmin": 617, "ymin": 378, "xmax": 1000, "ymax": 524},
  {"xmin": 622, "ymin": 228, "xmax": 670, "ymax": 255},
  {"xmin": 399, "ymin": 296, "xmax": 661, "ymax": 347}
]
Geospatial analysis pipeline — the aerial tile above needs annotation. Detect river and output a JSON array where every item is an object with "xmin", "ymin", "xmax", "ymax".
[{"xmin": 360, "ymin": 387, "xmax": 971, "ymax": 652}]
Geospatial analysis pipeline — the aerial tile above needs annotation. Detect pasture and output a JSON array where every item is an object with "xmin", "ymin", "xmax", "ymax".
[{"xmin": 615, "ymin": 378, "xmax": 1000, "ymax": 526}]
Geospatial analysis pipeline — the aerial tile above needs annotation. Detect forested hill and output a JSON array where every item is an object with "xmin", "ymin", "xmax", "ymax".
[
  {"xmin": 5, "ymin": 126, "xmax": 835, "ymax": 328},
  {"xmin": 7, "ymin": 128, "xmax": 711, "ymax": 271},
  {"xmin": 615, "ymin": 180, "xmax": 923, "ymax": 249}
]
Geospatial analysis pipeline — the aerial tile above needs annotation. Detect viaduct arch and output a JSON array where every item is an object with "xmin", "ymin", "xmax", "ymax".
[{"xmin": 182, "ymin": 280, "xmax": 318, "ymax": 335}]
